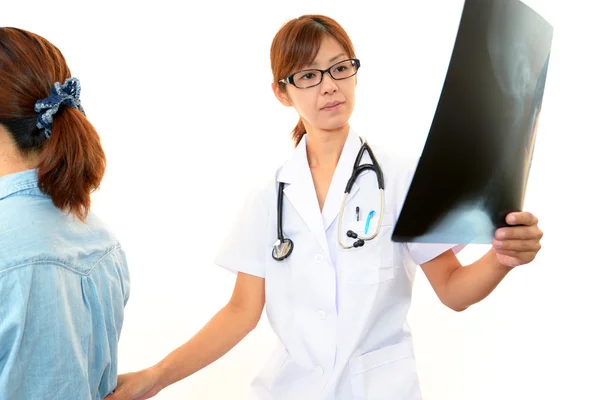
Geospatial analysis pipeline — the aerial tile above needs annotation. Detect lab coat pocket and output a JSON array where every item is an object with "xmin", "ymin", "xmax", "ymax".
[
  {"xmin": 380, "ymin": 211, "xmax": 397, "ymax": 227},
  {"xmin": 349, "ymin": 340, "xmax": 420, "ymax": 399},
  {"xmin": 251, "ymin": 346, "xmax": 289, "ymax": 395},
  {"xmin": 343, "ymin": 211, "xmax": 397, "ymax": 284},
  {"xmin": 350, "ymin": 211, "xmax": 396, "ymax": 236}
]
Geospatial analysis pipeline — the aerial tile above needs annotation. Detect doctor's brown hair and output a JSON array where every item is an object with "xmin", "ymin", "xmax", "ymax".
[
  {"xmin": 0, "ymin": 28, "xmax": 105, "ymax": 221},
  {"xmin": 270, "ymin": 15, "xmax": 356, "ymax": 147}
]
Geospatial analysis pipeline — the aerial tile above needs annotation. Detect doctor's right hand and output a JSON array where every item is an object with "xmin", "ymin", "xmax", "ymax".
[{"xmin": 103, "ymin": 367, "xmax": 163, "ymax": 400}]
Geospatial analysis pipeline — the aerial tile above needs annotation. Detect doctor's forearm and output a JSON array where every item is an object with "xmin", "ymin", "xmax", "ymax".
[
  {"xmin": 443, "ymin": 250, "xmax": 512, "ymax": 310},
  {"xmin": 153, "ymin": 303, "xmax": 258, "ymax": 391}
]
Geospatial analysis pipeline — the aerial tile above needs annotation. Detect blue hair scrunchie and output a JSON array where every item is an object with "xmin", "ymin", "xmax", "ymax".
[{"xmin": 34, "ymin": 77, "xmax": 86, "ymax": 139}]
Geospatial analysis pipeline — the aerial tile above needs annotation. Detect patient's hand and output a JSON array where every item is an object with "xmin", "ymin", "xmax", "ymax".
[{"xmin": 103, "ymin": 367, "xmax": 163, "ymax": 400}]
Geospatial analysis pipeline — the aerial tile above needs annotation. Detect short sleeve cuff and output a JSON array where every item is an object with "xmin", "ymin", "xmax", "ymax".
[{"xmin": 406, "ymin": 243, "xmax": 467, "ymax": 265}]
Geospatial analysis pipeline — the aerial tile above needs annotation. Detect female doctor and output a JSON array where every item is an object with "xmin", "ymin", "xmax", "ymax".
[{"xmin": 106, "ymin": 14, "xmax": 543, "ymax": 400}]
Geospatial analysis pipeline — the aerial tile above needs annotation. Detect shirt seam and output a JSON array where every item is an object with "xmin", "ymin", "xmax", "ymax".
[
  {"xmin": 0, "ymin": 180, "xmax": 39, "ymax": 200},
  {"xmin": 0, "ymin": 243, "xmax": 123, "ymax": 277}
]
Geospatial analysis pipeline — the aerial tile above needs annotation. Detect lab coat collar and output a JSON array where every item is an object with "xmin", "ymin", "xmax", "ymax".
[
  {"xmin": 276, "ymin": 129, "xmax": 362, "ymax": 261},
  {"xmin": 276, "ymin": 134, "xmax": 329, "ymax": 259},
  {"xmin": 321, "ymin": 130, "xmax": 362, "ymax": 232}
]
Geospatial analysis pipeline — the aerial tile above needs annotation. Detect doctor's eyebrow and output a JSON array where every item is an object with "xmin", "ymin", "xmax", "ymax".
[{"xmin": 309, "ymin": 53, "xmax": 347, "ymax": 67}]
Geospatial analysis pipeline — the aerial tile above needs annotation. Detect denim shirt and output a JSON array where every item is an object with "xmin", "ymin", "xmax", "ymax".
[{"xmin": 0, "ymin": 170, "xmax": 130, "ymax": 400}]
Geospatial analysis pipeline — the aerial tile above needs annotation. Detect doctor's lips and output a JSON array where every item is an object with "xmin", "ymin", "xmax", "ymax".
[{"xmin": 321, "ymin": 101, "xmax": 344, "ymax": 111}]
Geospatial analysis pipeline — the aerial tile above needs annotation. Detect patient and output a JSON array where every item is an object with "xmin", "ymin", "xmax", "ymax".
[{"xmin": 0, "ymin": 27, "xmax": 130, "ymax": 400}]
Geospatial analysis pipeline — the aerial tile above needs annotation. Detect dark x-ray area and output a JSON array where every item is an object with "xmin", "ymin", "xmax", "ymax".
[{"xmin": 392, "ymin": 0, "xmax": 553, "ymax": 244}]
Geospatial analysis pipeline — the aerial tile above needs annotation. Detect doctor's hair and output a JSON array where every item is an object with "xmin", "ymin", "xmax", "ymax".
[
  {"xmin": 0, "ymin": 27, "xmax": 105, "ymax": 221},
  {"xmin": 271, "ymin": 15, "xmax": 356, "ymax": 147}
]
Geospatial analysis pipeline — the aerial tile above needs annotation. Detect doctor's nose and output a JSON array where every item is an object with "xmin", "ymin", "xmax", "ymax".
[{"xmin": 320, "ymin": 72, "xmax": 338, "ymax": 95}]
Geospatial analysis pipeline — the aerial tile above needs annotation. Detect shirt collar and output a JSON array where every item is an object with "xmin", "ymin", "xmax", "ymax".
[{"xmin": 0, "ymin": 169, "xmax": 41, "ymax": 201}]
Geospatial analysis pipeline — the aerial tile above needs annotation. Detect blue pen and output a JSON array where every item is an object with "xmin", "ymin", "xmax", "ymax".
[{"xmin": 364, "ymin": 210, "xmax": 376, "ymax": 234}]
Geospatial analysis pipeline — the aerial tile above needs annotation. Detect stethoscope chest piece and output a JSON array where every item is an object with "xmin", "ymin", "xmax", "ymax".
[{"xmin": 272, "ymin": 238, "xmax": 294, "ymax": 261}]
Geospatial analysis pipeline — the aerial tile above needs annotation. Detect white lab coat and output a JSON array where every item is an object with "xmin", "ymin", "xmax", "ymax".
[{"xmin": 215, "ymin": 129, "xmax": 461, "ymax": 400}]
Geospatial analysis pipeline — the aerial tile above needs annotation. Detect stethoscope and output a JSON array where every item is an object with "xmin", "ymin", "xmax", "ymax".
[{"xmin": 272, "ymin": 137, "xmax": 385, "ymax": 261}]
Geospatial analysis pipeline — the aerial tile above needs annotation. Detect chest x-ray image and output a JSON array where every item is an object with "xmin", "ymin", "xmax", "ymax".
[{"xmin": 392, "ymin": 0, "xmax": 553, "ymax": 244}]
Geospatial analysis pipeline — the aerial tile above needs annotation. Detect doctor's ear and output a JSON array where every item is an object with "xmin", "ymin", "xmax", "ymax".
[{"xmin": 272, "ymin": 81, "xmax": 293, "ymax": 107}]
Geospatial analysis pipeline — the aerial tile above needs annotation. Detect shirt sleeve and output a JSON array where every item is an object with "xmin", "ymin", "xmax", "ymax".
[
  {"xmin": 0, "ymin": 265, "xmax": 96, "ymax": 400},
  {"xmin": 405, "ymin": 242, "xmax": 467, "ymax": 265},
  {"xmin": 213, "ymin": 180, "xmax": 273, "ymax": 278}
]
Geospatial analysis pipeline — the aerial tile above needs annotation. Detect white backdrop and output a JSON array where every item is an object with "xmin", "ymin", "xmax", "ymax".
[{"xmin": 3, "ymin": 0, "xmax": 599, "ymax": 399}]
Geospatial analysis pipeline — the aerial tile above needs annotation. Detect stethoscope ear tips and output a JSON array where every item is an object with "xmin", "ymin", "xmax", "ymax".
[
  {"xmin": 353, "ymin": 239, "xmax": 365, "ymax": 248},
  {"xmin": 347, "ymin": 231, "xmax": 364, "ymax": 247}
]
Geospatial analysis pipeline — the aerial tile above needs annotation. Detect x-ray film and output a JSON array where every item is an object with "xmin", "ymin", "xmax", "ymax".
[{"xmin": 392, "ymin": 0, "xmax": 553, "ymax": 244}]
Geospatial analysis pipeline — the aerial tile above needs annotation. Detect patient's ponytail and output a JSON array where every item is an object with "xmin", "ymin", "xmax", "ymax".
[{"xmin": 0, "ymin": 27, "xmax": 105, "ymax": 221}]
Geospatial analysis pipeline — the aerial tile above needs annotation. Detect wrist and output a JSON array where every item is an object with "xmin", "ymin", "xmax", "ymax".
[
  {"xmin": 493, "ymin": 256, "xmax": 516, "ymax": 273},
  {"xmin": 152, "ymin": 360, "xmax": 170, "ymax": 392},
  {"xmin": 483, "ymin": 248, "xmax": 514, "ymax": 272}
]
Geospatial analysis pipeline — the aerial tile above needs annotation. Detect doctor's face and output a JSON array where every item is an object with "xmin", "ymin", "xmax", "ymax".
[{"xmin": 281, "ymin": 36, "xmax": 357, "ymax": 133}]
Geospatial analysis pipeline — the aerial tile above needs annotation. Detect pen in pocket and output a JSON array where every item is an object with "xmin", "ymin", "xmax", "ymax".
[{"xmin": 364, "ymin": 210, "xmax": 375, "ymax": 234}]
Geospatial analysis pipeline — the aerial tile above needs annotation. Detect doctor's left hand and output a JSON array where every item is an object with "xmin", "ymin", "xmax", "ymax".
[{"xmin": 492, "ymin": 211, "xmax": 543, "ymax": 268}]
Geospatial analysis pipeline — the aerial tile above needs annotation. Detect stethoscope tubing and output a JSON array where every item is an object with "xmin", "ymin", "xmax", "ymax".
[{"xmin": 273, "ymin": 138, "xmax": 384, "ymax": 260}]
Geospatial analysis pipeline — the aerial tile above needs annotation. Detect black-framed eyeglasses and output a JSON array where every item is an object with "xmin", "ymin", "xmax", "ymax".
[{"xmin": 279, "ymin": 58, "xmax": 360, "ymax": 89}]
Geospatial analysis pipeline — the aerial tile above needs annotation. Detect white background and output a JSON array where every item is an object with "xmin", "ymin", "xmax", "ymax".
[{"xmin": 3, "ymin": 0, "xmax": 599, "ymax": 399}]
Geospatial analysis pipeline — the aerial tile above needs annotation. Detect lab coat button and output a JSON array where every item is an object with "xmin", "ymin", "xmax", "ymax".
[
  {"xmin": 315, "ymin": 366, "xmax": 324, "ymax": 376},
  {"xmin": 317, "ymin": 310, "xmax": 327, "ymax": 320},
  {"xmin": 314, "ymin": 254, "xmax": 324, "ymax": 263}
]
